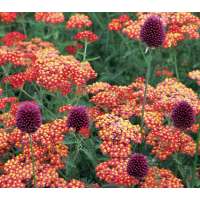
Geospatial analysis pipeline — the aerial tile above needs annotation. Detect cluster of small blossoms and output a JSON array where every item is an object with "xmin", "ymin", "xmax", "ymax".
[
  {"xmin": 0, "ymin": 12, "xmax": 17, "ymax": 23},
  {"xmin": 188, "ymin": 70, "xmax": 200, "ymax": 86},
  {"xmin": 74, "ymin": 30, "xmax": 99, "ymax": 43},
  {"xmin": 87, "ymin": 78, "xmax": 159, "ymax": 121},
  {"xmin": 0, "ymin": 32, "xmax": 27, "ymax": 47},
  {"xmin": 0, "ymin": 89, "xmax": 18, "ymax": 128},
  {"xmin": 154, "ymin": 78, "xmax": 200, "ymax": 116},
  {"xmin": 35, "ymin": 12, "xmax": 65, "ymax": 24},
  {"xmin": 0, "ymin": 37, "xmax": 97, "ymax": 95},
  {"xmin": 0, "ymin": 102, "xmax": 18, "ymax": 128},
  {"xmin": 64, "ymin": 14, "xmax": 98, "ymax": 57},
  {"xmin": 155, "ymin": 67, "xmax": 173, "ymax": 77},
  {"xmin": 108, "ymin": 14, "xmax": 131, "ymax": 31},
  {"xmin": 96, "ymin": 158, "xmax": 139, "ymax": 187},
  {"xmin": 94, "ymin": 113, "xmax": 142, "ymax": 186},
  {"xmin": 34, "ymin": 52, "xmax": 97, "ymax": 95},
  {"xmin": 65, "ymin": 43, "xmax": 83, "ymax": 55},
  {"xmin": 141, "ymin": 167, "xmax": 183, "ymax": 188},
  {"xmin": 108, "ymin": 13, "xmax": 200, "ymax": 48},
  {"xmin": 0, "ymin": 37, "xmax": 54, "ymax": 67},
  {"xmin": 66, "ymin": 14, "xmax": 93, "ymax": 29},
  {"xmin": 66, "ymin": 179, "xmax": 85, "ymax": 188},
  {"xmin": 146, "ymin": 126, "xmax": 195, "ymax": 160},
  {"xmin": 0, "ymin": 129, "xmax": 12, "ymax": 155},
  {"xmin": 95, "ymin": 114, "xmax": 142, "ymax": 147},
  {"xmin": 88, "ymin": 77, "xmax": 200, "ymax": 131},
  {"xmin": 65, "ymin": 13, "xmax": 98, "ymax": 53}
]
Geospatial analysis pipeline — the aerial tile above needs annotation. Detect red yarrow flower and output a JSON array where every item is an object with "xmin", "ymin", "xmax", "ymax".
[
  {"xmin": 65, "ymin": 43, "xmax": 83, "ymax": 55},
  {"xmin": 1, "ymin": 32, "xmax": 27, "ymax": 46},
  {"xmin": 66, "ymin": 14, "xmax": 93, "ymax": 29},
  {"xmin": 74, "ymin": 31, "xmax": 99, "ymax": 43}
]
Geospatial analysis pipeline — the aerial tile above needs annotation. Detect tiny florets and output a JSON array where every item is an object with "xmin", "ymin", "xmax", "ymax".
[
  {"xmin": 16, "ymin": 101, "xmax": 42, "ymax": 133},
  {"xmin": 127, "ymin": 153, "xmax": 148, "ymax": 179},
  {"xmin": 140, "ymin": 15, "xmax": 165, "ymax": 48},
  {"xmin": 67, "ymin": 106, "xmax": 89, "ymax": 131},
  {"xmin": 171, "ymin": 101, "xmax": 195, "ymax": 130}
]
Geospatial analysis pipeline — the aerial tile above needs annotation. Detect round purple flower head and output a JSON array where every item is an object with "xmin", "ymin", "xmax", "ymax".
[
  {"xmin": 67, "ymin": 106, "xmax": 89, "ymax": 131},
  {"xmin": 140, "ymin": 16, "xmax": 165, "ymax": 48},
  {"xmin": 171, "ymin": 101, "xmax": 195, "ymax": 130},
  {"xmin": 127, "ymin": 153, "xmax": 148, "ymax": 179},
  {"xmin": 16, "ymin": 101, "xmax": 42, "ymax": 134}
]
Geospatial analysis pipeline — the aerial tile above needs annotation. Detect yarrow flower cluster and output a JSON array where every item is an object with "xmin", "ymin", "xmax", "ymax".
[
  {"xmin": 65, "ymin": 43, "xmax": 83, "ymax": 55},
  {"xmin": 35, "ymin": 12, "xmax": 65, "ymax": 24},
  {"xmin": 96, "ymin": 158, "xmax": 139, "ymax": 187},
  {"xmin": 0, "ymin": 37, "xmax": 54, "ymax": 67},
  {"xmin": 66, "ymin": 14, "xmax": 93, "ymax": 29},
  {"xmin": 188, "ymin": 70, "xmax": 200, "ymax": 86},
  {"xmin": 0, "ymin": 32, "xmax": 27, "ymax": 46},
  {"xmin": 74, "ymin": 30, "xmax": 99, "ymax": 43},
  {"xmin": 94, "ymin": 113, "xmax": 143, "ymax": 186},
  {"xmin": 155, "ymin": 67, "xmax": 173, "ymax": 77},
  {"xmin": 0, "ymin": 37, "xmax": 97, "ymax": 95},
  {"xmin": 146, "ymin": 125, "xmax": 195, "ymax": 160},
  {"xmin": 141, "ymin": 167, "xmax": 183, "ymax": 188},
  {"xmin": 154, "ymin": 78, "xmax": 200, "ymax": 115},
  {"xmin": 0, "ymin": 12, "xmax": 17, "ymax": 23},
  {"xmin": 108, "ymin": 14, "xmax": 131, "ymax": 31}
]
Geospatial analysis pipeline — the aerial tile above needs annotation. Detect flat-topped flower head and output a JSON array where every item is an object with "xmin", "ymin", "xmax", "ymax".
[
  {"xmin": 140, "ymin": 16, "xmax": 165, "ymax": 48},
  {"xmin": 16, "ymin": 101, "xmax": 42, "ymax": 133},
  {"xmin": 67, "ymin": 106, "xmax": 89, "ymax": 131},
  {"xmin": 171, "ymin": 101, "xmax": 195, "ymax": 130},
  {"xmin": 127, "ymin": 153, "xmax": 148, "ymax": 179}
]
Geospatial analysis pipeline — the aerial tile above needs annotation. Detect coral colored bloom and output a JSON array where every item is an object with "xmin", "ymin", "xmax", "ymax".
[
  {"xmin": 74, "ymin": 31, "xmax": 99, "ymax": 43},
  {"xmin": 0, "ymin": 12, "xmax": 17, "ymax": 23},
  {"xmin": 65, "ymin": 43, "xmax": 83, "ymax": 55},
  {"xmin": 188, "ymin": 70, "xmax": 200, "ymax": 86},
  {"xmin": 35, "ymin": 12, "xmax": 65, "ymax": 24},
  {"xmin": 1, "ymin": 32, "xmax": 27, "ymax": 46},
  {"xmin": 141, "ymin": 167, "xmax": 183, "ymax": 188},
  {"xmin": 66, "ymin": 14, "xmax": 92, "ymax": 29}
]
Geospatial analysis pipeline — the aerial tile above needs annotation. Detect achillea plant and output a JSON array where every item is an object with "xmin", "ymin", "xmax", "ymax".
[{"xmin": 0, "ymin": 12, "xmax": 199, "ymax": 188}]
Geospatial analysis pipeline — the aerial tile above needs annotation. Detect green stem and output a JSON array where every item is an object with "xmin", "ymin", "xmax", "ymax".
[
  {"xmin": 173, "ymin": 49, "xmax": 179, "ymax": 80},
  {"xmin": 139, "ymin": 46, "xmax": 152, "ymax": 135},
  {"xmin": 191, "ymin": 127, "xmax": 200, "ymax": 187},
  {"xmin": 83, "ymin": 40, "xmax": 88, "ymax": 61},
  {"xmin": 29, "ymin": 134, "xmax": 37, "ymax": 188}
]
